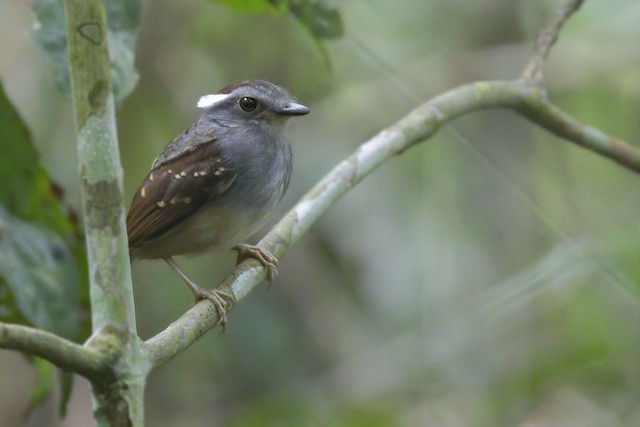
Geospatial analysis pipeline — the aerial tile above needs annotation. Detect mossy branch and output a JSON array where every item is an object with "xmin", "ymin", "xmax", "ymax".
[
  {"xmin": 63, "ymin": 0, "xmax": 143, "ymax": 425},
  {"xmin": 0, "ymin": 322, "xmax": 114, "ymax": 382}
]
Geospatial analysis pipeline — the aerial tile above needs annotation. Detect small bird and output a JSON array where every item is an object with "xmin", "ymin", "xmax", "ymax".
[{"xmin": 126, "ymin": 80, "xmax": 309, "ymax": 326}]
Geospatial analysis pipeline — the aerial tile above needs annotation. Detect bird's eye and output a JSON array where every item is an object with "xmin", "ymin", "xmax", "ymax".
[{"xmin": 239, "ymin": 97, "xmax": 258, "ymax": 112}]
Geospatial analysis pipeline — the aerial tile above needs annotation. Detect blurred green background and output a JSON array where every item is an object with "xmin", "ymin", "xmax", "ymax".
[{"xmin": 1, "ymin": 0, "xmax": 640, "ymax": 425}]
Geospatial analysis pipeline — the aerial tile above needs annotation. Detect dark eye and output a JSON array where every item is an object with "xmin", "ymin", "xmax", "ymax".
[{"xmin": 239, "ymin": 96, "xmax": 258, "ymax": 112}]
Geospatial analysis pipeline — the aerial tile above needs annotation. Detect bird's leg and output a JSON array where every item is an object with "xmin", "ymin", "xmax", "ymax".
[
  {"xmin": 164, "ymin": 257, "xmax": 235, "ymax": 329},
  {"xmin": 232, "ymin": 243, "xmax": 279, "ymax": 282}
]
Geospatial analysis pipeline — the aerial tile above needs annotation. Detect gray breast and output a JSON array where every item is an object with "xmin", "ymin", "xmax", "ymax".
[{"xmin": 224, "ymin": 133, "xmax": 293, "ymax": 222}]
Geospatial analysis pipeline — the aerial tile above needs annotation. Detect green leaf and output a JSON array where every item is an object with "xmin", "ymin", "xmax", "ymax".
[
  {"xmin": 31, "ymin": 0, "xmax": 140, "ymax": 106},
  {"xmin": 210, "ymin": 0, "xmax": 286, "ymax": 13},
  {"xmin": 58, "ymin": 371, "xmax": 74, "ymax": 417},
  {"xmin": 289, "ymin": 0, "xmax": 344, "ymax": 40},
  {"xmin": 211, "ymin": 0, "xmax": 343, "ymax": 67},
  {"xmin": 0, "ymin": 81, "xmax": 88, "ymax": 416},
  {"xmin": 289, "ymin": 1, "xmax": 343, "ymax": 69},
  {"xmin": 21, "ymin": 359, "xmax": 73, "ymax": 418},
  {"xmin": 0, "ymin": 81, "xmax": 87, "ymax": 333},
  {"xmin": 0, "ymin": 208, "xmax": 81, "ymax": 338},
  {"xmin": 25, "ymin": 359, "xmax": 55, "ymax": 418},
  {"xmin": 0, "ymin": 88, "xmax": 73, "ymax": 236}
]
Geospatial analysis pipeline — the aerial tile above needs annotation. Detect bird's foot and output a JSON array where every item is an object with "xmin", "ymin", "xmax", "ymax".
[
  {"xmin": 192, "ymin": 287, "xmax": 235, "ymax": 330},
  {"xmin": 233, "ymin": 244, "xmax": 279, "ymax": 282}
]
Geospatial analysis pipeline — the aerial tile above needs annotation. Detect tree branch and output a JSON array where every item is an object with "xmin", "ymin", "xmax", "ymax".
[
  {"xmin": 521, "ymin": 0, "xmax": 584, "ymax": 84},
  {"xmin": 64, "ymin": 0, "xmax": 136, "ymax": 345},
  {"xmin": 0, "ymin": 322, "xmax": 112, "ymax": 381},
  {"xmin": 142, "ymin": 79, "xmax": 639, "ymax": 368},
  {"xmin": 64, "ymin": 0, "xmax": 143, "ymax": 424}
]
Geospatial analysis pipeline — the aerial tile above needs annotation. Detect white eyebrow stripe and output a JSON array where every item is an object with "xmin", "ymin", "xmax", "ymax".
[{"xmin": 197, "ymin": 93, "xmax": 229, "ymax": 108}]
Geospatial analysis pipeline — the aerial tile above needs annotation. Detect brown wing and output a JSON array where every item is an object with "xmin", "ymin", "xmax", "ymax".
[{"xmin": 126, "ymin": 140, "xmax": 236, "ymax": 250}]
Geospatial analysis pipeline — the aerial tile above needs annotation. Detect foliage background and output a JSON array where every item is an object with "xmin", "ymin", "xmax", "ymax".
[{"xmin": 1, "ymin": 0, "xmax": 639, "ymax": 425}]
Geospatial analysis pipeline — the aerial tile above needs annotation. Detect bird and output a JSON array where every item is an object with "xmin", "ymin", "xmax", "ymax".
[{"xmin": 126, "ymin": 80, "xmax": 309, "ymax": 327}]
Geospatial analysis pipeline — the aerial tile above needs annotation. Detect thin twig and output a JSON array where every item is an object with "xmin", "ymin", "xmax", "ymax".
[{"xmin": 521, "ymin": 0, "xmax": 585, "ymax": 84}]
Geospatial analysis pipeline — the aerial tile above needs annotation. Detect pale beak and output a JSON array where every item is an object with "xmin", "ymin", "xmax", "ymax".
[{"xmin": 277, "ymin": 102, "xmax": 310, "ymax": 116}]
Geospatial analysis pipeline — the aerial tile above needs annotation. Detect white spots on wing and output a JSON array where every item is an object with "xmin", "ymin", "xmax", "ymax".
[
  {"xmin": 149, "ymin": 172, "xmax": 155, "ymax": 182},
  {"xmin": 140, "ymin": 187, "xmax": 147, "ymax": 198},
  {"xmin": 169, "ymin": 197, "xmax": 192, "ymax": 205},
  {"xmin": 158, "ymin": 195, "xmax": 191, "ymax": 207},
  {"xmin": 193, "ymin": 172, "xmax": 200, "ymax": 177},
  {"xmin": 197, "ymin": 93, "xmax": 229, "ymax": 109},
  {"xmin": 213, "ymin": 166, "xmax": 227, "ymax": 176},
  {"xmin": 215, "ymin": 158, "xmax": 222, "ymax": 163},
  {"xmin": 199, "ymin": 170, "xmax": 207, "ymax": 176},
  {"xmin": 173, "ymin": 171, "xmax": 188, "ymax": 179}
]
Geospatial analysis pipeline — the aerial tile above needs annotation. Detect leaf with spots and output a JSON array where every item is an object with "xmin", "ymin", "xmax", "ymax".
[{"xmin": 31, "ymin": 0, "xmax": 140, "ymax": 106}]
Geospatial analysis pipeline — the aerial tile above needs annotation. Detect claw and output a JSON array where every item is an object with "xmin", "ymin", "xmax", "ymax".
[
  {"xmin": 233, "ymin": 244, "xmax": 279, "ymax": 282},
  {"xmin": 193, "ymin": 288, "xmax": 236, "ymax": 330}
]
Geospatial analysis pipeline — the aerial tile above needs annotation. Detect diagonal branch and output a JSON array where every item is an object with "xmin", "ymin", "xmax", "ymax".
[
  {"xmin": 0, "ymin": 322, "xmax": 113, "ymax": 381},
  {"xmin": 142, "ymin": 80, "xmax": 640, "ymax": 368},
  {"xmin": 521, "ymin": 0, "xmax": 585, "ymax": 84}
]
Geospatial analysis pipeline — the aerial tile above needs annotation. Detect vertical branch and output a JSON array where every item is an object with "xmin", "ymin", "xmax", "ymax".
[
  {"xmin": 64, "ymin": 0, "xmax": 133, "ymax": 335},
  {"xmin": 64, "ymin": 0, "xmax": 144, "ymax": 425}
]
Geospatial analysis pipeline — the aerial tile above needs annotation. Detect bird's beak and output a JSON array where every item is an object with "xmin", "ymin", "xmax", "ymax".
[{"xmin": 277, "ymin": 102, "xmax": 310, "ymax": 116}]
